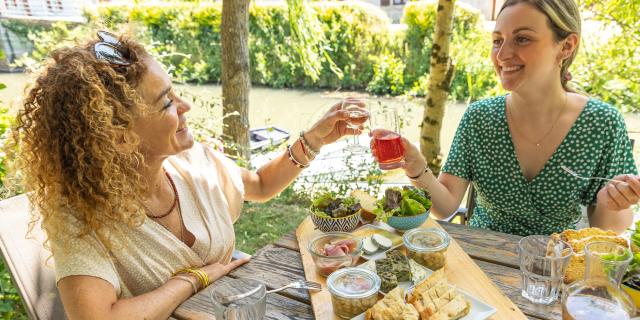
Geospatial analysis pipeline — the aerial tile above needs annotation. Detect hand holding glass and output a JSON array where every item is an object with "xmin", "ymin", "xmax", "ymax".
[{"xmin": 342, "ymin": 98, "xmax": 369, "ymax": 153}]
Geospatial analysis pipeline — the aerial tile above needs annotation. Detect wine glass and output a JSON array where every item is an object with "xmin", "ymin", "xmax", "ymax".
[{"xmin": 341, "ymin": 98, "xmax": 369, "ymax": 154}]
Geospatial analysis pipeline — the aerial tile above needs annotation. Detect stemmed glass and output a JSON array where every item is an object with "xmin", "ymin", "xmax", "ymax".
[{"xmin": 341, "ymin": 98, "xmax": 369, "ymax": 154}]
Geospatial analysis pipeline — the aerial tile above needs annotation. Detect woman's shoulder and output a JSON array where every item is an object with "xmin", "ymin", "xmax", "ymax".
[
  {"xmin": 582, "ymin": 97, "xmax": 625, "ymax": 126},
  {"xmin": 462, "ymin": 96, "xmax": 506, "ymax": 122}
]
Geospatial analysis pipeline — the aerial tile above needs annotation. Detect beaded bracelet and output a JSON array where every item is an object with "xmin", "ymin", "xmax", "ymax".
[
  {"xmin": 286, "ymin": 144, "xmax": 310, "ymax": 169},
  {"xmin": 297, "ymin": 138, "xmax": 310, "ymax": 163},
  {"xmin": 171, "ymin": 275, "xmax": 198, "ymax": 294},
  {"xmin": 299, "ymin": 131, "xmax": 320, "ymax": 159}
]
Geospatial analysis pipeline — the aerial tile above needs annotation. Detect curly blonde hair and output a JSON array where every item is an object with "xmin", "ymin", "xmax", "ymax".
[{"xmin": 13, "ymin": 34, "xmax": 152, "ymax": 251}]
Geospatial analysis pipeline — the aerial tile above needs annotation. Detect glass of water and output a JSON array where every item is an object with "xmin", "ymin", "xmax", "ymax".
[
  {"xmin": 518, "ymin": 235, "xmax": 573, "ymax": 304},
  {"xmin": 211, "ymin": 278, "xmax": 266, "ymax": 320}
]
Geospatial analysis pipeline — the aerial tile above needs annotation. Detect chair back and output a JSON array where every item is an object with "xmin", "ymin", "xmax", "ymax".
[{"xmin": 0, "ymin": 194, "xmax": 66, "ymax": 320}]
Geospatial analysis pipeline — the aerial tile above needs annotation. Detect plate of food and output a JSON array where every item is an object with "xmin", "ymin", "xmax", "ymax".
[
  {"xmin": 352, "ymin": 269, "xmax": 497, "ymax": 320},
  {"xmin": 351, "ymin": 224, "xmax": 403, "ymax": 260}
]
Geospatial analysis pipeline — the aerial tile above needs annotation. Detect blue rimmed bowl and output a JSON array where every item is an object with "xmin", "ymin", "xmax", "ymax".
[
  {"xmin": 386, "ymin": 211, "xmax": 430, "ymax": 231},
  {"xmin": 310, "ymin": 210, "xmax": 361, "ymax": 233}
]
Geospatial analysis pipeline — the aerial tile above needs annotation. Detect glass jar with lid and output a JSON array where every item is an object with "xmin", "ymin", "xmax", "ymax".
[
  {"xmin": 327, "ymin": 267, "xmax": 381, "ymax": 319},
  {"xmin": 403, "ymin": 227, "xmax": 450, "ymax": 270}
]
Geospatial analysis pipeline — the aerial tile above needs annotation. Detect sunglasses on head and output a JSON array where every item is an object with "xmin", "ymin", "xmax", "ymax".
[{"xmin": 94, "ymin": 31, "xmax": 131, "ymax": 66}]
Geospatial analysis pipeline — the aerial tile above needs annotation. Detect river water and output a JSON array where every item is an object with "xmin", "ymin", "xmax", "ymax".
[{"xmin": 2, "ymin": 72, "xmax": 639, "ymax": 161}]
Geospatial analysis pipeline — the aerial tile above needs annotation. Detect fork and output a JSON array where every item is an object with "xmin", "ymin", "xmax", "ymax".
[
  {"xmin": 219, "ymin": 279, "xmax": 321, "ymax": 304},
  {"xmin": 266, "ymin": 279, "xmax": 322, "ymax": 294},
  {"xmin": 561, "ymin": 165, "xmax": 625, "ymax": 184}
]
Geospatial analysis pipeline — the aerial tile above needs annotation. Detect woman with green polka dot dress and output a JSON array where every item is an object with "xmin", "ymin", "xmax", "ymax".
[{"xmin": 398, "ymin": 0, "xmax": 640, "ymax": 236}]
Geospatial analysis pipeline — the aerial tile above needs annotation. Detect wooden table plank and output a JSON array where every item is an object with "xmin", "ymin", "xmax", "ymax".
[
  {"xmin": 173, "ymin": 276, "xmax": 313, "ymax": 320},
  {"xmin": 274, "ymin": 232, "xmax": 299, "ymax": 251},
  {"xmin": 439, "ymin": 221, "xmax": 521, "ymax": 268},
  {"xmin": 228, "ymin": 244, "xmax": 311, "ymax": 303},
  {"xmin": 474, "ymin": 260, "xmax": 562, "ymax": 320}
]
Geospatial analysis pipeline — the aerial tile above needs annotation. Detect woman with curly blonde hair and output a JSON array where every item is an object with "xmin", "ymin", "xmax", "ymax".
[{"xmin": 13, "ymin": 31, "xmax": 364, "ymax": 318}]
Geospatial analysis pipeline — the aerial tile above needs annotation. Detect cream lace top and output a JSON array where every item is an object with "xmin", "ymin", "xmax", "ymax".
[{"xmin": 50, "ymin": 143, "xmax": 245, "ymax": 297}]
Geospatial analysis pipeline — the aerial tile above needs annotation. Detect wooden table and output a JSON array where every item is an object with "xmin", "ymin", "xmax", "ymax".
[{"xmin": 173, "ymin": 222, "xmax": 561, "ymax": 320}]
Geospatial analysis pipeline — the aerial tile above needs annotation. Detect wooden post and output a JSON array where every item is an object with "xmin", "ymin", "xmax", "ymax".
[{"xmin": 221, "ymin": 0, "xmax": 251, "ymax": 160}]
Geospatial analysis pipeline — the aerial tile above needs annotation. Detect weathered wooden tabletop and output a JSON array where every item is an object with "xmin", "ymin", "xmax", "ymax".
[{"xmin": 173, "ymin": 222, "xmax": 561, "ymax": 320}]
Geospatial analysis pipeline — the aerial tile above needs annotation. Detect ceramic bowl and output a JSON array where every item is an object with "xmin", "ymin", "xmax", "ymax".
[
  {"xmin": 386, "ymin": 211, "xmax": 430, "ymax": 231},
  {"xmin": 310, "ymin": 210, "xmax": 361, "ymax": 233}
]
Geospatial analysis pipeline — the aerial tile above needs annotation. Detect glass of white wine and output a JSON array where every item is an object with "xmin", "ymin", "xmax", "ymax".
[{"xmin": 341, "ymin": 98, "xmax": 369, "ymax": 154}]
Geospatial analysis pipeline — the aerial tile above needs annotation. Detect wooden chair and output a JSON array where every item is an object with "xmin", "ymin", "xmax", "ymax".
[{"xmin": 0, "ymin": 194, "xmax": 67, "ymax": 320}]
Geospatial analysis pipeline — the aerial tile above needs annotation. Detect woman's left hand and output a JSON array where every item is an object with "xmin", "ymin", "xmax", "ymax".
[
  {"xmin": 303, "ymin": 98, "xmax": 365, "ymax": 150},
  {"xmin": 597, "ymin": 174, "xmax": 640, "ymax": 210}
]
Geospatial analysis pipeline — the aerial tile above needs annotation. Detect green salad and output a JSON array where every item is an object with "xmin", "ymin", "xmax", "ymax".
[
  {"xmin": 373, "ymin": 187, "xmax": 432, "ymax": 222},
  {"xmin": 310, "ymin": 192, "xmax": 361, "ymax": 218}
]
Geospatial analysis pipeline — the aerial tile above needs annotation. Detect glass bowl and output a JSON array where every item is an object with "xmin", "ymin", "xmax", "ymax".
[
  {"xmin": 308, "ymin": 232, "xmax": 363, "ymax": 277},
  {"xmin": 403, "ymin": 227, "xmax": 450, "ymax": 270}
]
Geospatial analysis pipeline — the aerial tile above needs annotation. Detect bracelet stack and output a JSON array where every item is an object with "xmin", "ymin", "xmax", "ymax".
[
  {"xmin": 299, "ymin": 131, "xmax": 320, "ymax": 159},
  {"xmin": 286, "ymin": 144, "xmax": 310, "ymax": 169},
  {"xmin": 175, "ymin": 268, "xmax": 210, "ymax": 291}
]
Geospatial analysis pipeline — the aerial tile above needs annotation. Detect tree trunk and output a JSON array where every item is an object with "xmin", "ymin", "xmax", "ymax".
[
  {"xmin": 221, "ymin": 0, "xmax": 251, "ymax": 160},
  {"xmin": 420, "ymin": 0, "xmax": 456, "ymax": 176}
]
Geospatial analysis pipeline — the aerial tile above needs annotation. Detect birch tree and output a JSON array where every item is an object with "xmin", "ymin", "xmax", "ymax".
[
  {"xmin": 420, "ymin": 0, "xmax": 456, "ymax": 175},
  {"xmin": 221, "ymin": 0, "xmax": 251, "ymax": 160}
]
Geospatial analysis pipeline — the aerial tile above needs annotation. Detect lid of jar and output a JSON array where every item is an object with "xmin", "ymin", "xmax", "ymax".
[
  {"xmin": 403, "ymin": 227, "xmax": 450, "ymax": 252},
  {"xmin": 327, "ymin": 267, "xmax": 380, "ymax": 299}
]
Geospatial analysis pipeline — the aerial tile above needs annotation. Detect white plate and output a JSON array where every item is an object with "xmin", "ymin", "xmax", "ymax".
[
  {"xmin": 351, "ymin": 284, "xmax": 497, "ymax": 320},
  {"xmin": 351, "ymin": 223, "xmax": 403, "ymax": 260}
]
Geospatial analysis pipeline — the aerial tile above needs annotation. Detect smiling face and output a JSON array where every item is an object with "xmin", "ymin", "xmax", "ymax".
[
  {"xmin": 133, "ymin": 57, "xmax": 193, "ymax": 160},
  {"xmin": 491, "ymin": 3, "xmax": 568, "ymax": 92}
]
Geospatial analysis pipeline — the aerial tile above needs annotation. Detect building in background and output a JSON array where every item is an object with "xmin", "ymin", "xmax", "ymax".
[{"xmin": 0, "ymin": 0, "xmax": 111, "ymax": 70}]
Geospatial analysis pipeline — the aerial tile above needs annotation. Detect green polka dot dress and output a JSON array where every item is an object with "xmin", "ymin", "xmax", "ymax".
[{"xmin": 442, "ymin": 96, "xmax": 638, "ymax": 236}]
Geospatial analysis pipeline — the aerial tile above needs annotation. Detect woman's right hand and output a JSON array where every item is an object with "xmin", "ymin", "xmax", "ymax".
[
  {"xmin": 370, "ymin": 129, "xmax": 427, "ymax": 178},
  {"xmin": 400, "ymin": 137, "xmax": 429, "ymax": 178},
  {"xmin": 197, "ymin": 257, "xmax": 251, "ymax": 289}
]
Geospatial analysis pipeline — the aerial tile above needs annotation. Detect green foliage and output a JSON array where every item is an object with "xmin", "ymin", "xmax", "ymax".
[
  {"xmin": 402, "ymin": 1, "xmax": 497, "ymax": 101},
  {"xmin": 572, "ymin": 0, "xmax": 640, "ymax": 112}
]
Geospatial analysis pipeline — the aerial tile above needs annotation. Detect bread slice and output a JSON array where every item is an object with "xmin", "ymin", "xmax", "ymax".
[
  {"xmin": 552, "ymin": 228, "xmax": 629, "ymax": 284},
  {"xmin": 409, "ymin": 269, "xmax": 446, "ymax": 302},
  {"xmin": 407, "ymin": 268, "xmax": 472, "ymax": 320},
  {"xmin": 429, "ymin": 294, "xmax": 471, "ymax": 320},
  {"xmin": 351, "ymin": 189, "xmax": 377, "ymax": 221},
  {"xmin": 365, "ymin": 287, "xmax": 419, "ymax": 320}
]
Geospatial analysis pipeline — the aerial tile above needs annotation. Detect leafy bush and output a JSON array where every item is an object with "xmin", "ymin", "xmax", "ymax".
[{"xmin": 402, "ymin": 1, "xmax": 497, "ymax": 102}]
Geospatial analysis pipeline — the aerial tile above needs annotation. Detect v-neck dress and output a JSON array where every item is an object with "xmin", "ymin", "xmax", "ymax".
[
  {"xmin": 50, "ymin": 143, "xmax": 245, "ymax": 297},
  {"xmin": 442, "ymin": 96, "xmax": 637, "ymax": 236}
]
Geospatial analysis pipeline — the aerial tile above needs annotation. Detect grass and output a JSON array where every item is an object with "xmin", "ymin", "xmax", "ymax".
[
  {"xmin": 0, "ymin": 187, "xmax": 310, "ymax": 318},
  {"xmin": 234, "ymin": 186, "xmax": 311, "ymax": 254}
]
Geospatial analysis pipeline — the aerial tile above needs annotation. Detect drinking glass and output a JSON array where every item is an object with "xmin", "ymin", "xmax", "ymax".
[
  {"xmin": 341, "ymin": 98, "xmax": 369, "ymax": 154},
  {"xmin": 211, "ymin": 278, "xmax": 266, "ymax": 320},
  {"xmin": 518, "ymin": 235, "xmax": 573, "ymax": 304},
  {"xmin": 369, "ymin": 105, "xmax": 404, "ymax": 170}
]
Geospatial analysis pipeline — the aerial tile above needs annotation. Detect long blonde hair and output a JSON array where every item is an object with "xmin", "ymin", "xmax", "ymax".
[
  {"xmin": 499, "ymin": 0, "xmax": 581, "ymax": 92},
  {"xmin": 13, "ymin": 34, "xmax": 151, "ymax": 252}
]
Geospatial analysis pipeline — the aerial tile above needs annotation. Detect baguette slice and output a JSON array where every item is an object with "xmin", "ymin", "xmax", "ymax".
[
  {"xmin": 429, "ymin": 294, "xmax": 471, "ymax": 320},
  {"xmin": 351, "ymin": 189, "xmax": 378, "ymax": 221},
  {"xmin": 408, "ymin": 269, "xmax": 446, "ymax": 303}
]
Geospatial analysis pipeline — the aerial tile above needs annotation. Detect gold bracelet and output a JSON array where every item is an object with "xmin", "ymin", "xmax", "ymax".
[
  {"xmin": 175, "ymin": 268, "xmax": 210, "ymax": 289},
  {"xmin": 171, "ymin": 275, "xmax": 198, "ymax": 294}
]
